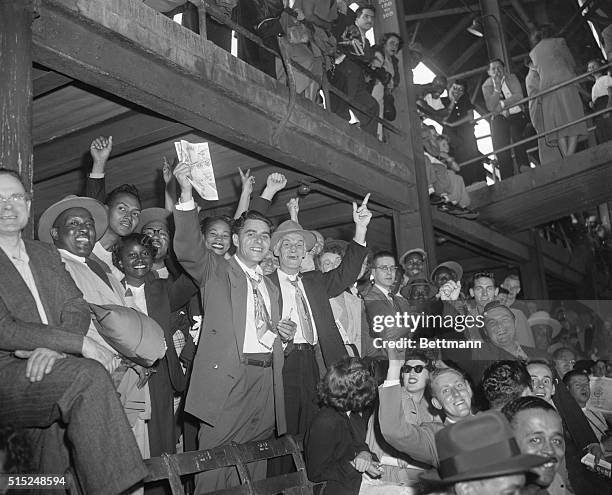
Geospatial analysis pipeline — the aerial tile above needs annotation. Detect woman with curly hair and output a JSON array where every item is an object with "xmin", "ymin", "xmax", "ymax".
[{"xmin": 304, "ymin": 357, "xmax": 381, "ymax": 495}]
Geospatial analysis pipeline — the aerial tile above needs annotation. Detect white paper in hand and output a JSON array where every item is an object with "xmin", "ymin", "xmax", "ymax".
[{"xmin": 174, "ymin": 140, "xmax": 218, "ymax": 200}]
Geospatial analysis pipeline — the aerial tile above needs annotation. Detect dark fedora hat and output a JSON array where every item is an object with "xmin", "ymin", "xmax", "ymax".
[{"xmin": 421, "ymin": 411, "xmax": 546, "ymax": 484}]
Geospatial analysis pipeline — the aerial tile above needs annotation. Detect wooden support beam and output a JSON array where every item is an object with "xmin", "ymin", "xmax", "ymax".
[
  {"xmin": 404, "ymin": 0, "xmax": 536, "ymax": 21},
  {"xmin": 469, "ymin": 141, "xmax": 612, "ymax": 232},
  {"xmin": 448, "ymin": 39, "xmax": 485, "ymax": 74},
  {"xmin": 406, "ymin": 5, "xmax": 480, "ymax": 21},
  {"xmin": 432, "ymin": 209, "xmax": 530, "ymax": 261},
  {"xmin": 33, "ymin": 70, "xmax": 72, "ymax": 98},
  {"xmin": 32, "ymin": 0, "xmax": 414, "ymax": 210},
  {"xmin": 376, "ymin": 0, "xmax": 438, "ymax": 263},
  {"xmin": 429, "ymin": 16, "xmax": 475, "ymax": 58},
  {"xmin": 519, "ymin": 231, "xmax": 549, "ymax": 299},
  {"xmin": 1, "ymin": 0, "xmax": 35, "ymax": 237},
  {"xmin": 34, "ymin": 111, "xmax": 190, "ymax": 183}
]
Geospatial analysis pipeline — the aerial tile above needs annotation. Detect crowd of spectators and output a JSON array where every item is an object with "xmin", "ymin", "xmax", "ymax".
[{"xmin": 1, "ymin": 131, "xmax": 612, "ymax": 495}]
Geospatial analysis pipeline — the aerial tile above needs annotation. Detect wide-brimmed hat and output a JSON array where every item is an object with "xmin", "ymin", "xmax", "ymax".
[
  {"xmin": 137, "ymin": 207, "xmax": 171, "ymax": 233},
  {"xmin": 528, "ymin": 311, "xmax": 562, "ymax": 339},
  {"xmin": 421, "ymin": 411, "xmax": 546, "ymax": 484},
  {"xmin": 271, "ymin": 220, "xmax": 316, "ymax": 251},
  {"xmin": 38, "ymin": 195, "xmax": 108, "ymax": 244},
  {"xmin": 399, "ymin": 248, "xmax": 427, "ymax": 267},
  {"xmin": 431, "ymin": 261, "xmax": 464, "ymax": 282}
]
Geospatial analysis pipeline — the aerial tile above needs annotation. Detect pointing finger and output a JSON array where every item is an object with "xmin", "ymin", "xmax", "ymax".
[{"xmin": 362, "ymin": 193, "xmax": 370, "ymax": 206}]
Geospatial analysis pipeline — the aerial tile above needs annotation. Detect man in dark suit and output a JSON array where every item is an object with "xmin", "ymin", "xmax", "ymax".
[
  {"xmin": 268, "ymin": 197, "xmax": 371, "ymax": 447},
  {"xmin": 0, "ymin": 168, "xmax": 147, "ymax": 495},
  {"xmin": 172, "ymin": 163, "xmax": 297, "ymax": 492}
]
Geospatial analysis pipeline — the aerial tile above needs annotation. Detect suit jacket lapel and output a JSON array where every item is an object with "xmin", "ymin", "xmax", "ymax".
[
  {"xmin": 0, "ymin": 247, "xmax": 43, "ymax": 324},
  {"xmin": 227, "ymin": 257, "xmax": 248, "ymax": 350},
  {"xmin": 268, "ymin": 271, "xmax": 282, "ymax": 317}
]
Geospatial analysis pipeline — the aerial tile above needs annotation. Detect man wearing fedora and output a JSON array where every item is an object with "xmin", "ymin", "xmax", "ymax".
[
  {"xmin": 420, "ymin": 411, "xmax": 546, "ymax": 495},
  {"xmin": 528, "ymin": 311, "xmax": 562, "ymax": 354},
  {"xmin": 0, "ymin": 169, "xmax": 147, "ymax": 494},
  {"xmin": 267, "ymin": 195, "xmax": 371, "ymax": 455}
]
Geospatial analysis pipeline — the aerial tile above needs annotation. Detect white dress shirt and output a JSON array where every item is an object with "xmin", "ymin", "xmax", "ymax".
[
  {"xmin": 234, "ymin": 255, "xmax": 275, "ymax": 353},
  {"xmin": 277, "ymin": 269, "xmax": 318, "ymax": 345}
]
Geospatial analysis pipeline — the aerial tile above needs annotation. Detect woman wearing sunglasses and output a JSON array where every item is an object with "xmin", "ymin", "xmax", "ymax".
[{"xmin": 365, "ymin": 352, "xmax": 442, "ymax": 486}]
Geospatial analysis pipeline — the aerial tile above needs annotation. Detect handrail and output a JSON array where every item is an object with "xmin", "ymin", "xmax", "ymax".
[
  {"xmin": 194, "ymin": 0, "xmax": 404, "ymax": 136},
  {"xmin": 464, "ymin": 60, "xmax": 612, "ymax": 126},
  {"xmin": 457, "ymin": 105, "xmax": 612, "ymax": 168}
]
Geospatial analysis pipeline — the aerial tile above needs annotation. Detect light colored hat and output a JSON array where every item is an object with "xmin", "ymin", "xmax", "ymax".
[
  {"xmin": 38, "ymin": 195, "xmax": 108, "ymax": 244},
  {"xmin": 399, "ymin": 248, "xmax": 427, "ymax": 267},
  {"xmin": 271, "ymin": 220, "xmax": 316, "ymax": 251},
  {"xmin": 528, "ymin": 311, "xmax": 562, "ymax": 339}
]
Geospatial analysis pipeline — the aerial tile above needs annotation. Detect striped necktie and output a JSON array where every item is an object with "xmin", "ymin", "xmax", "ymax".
[
  {"xmin": 247, "ymin": 274, "xmax": 272, "ymax": 344},
  {"xmin": 289, "ymin": 277, "xmax": 314, "ymax": 344}
]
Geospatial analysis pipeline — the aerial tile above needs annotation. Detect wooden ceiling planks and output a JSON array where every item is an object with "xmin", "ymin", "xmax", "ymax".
[{"xmin": 33, "ymin": 85, "xmax": 133, "ymax": 146}]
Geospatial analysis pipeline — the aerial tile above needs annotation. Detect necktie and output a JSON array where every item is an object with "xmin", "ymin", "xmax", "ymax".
[
  {"xmin": 85, "ymin": 257, "xmax": 113, "ymax": 291},
  {"xmin": 247, "ymin": 274, "xmax": 272, "ymax": 344},
  {"xmin": 389, "ymin": 293, "xmax": 401, "ymax": 312},
  {"xmin": 289, "ymin": 278, "xmax": 314, "ymax": 345}
]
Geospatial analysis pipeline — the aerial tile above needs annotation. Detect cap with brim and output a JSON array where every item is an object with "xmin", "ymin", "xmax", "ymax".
[
  {"xmin": 431, "ymin": 261, "xmax": 464, "ymax": 281},
  {"xmin": 528, "ymin": 311, "xmax": 562, "ymax": 339},
  {"xmin": 399, "ymin": 248, "xmax": 427, "ymax": 267},
  {"xmin": 271, "ymin": 220, "xmax": 316, "ymax": 251},
  {"xmin": 38, "ymin": 195, "xmax": 108, "ymax": 244},
  {"xmin": 420, "ymin": 411, "xmax": 547, "ymax": 484},
  {"xmin": 322, "ymin": 239, "xmax": 349, "ymax": 254},
  {"xmin": 138, "ymin": 207, "xmax": 171, "ymax": 233}
]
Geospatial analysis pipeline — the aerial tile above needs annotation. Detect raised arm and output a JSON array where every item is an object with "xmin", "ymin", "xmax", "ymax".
[
  {"xmin": 233, "ymin": 167, "xmax": 255, "ymax": 219},
  {"xmin": 163, "ymin": 157, "xmax": 177, "ymax": 212},
  {"xmin": 86, "ymin": 136, "xmax": 113, "ymax": 201},
  {"xmin": 172, "ymin": 162, "xmax": 219, "ymax": 286},
  {"xmin": 378, "ymin": 351, "xmax": 439, "ymax": 466},
  {"xmin": 319, "ymin": 195, "xmax": 370, "ymax": 297}
]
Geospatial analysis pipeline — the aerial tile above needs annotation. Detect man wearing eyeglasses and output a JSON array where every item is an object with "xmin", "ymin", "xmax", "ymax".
[
  {"xmin": 0, "ymin": 169, "xmax": 147, "ymax": 494},
  {"xmin": 363, "ymin": 251, "xmax": 413, "ymax": 353}
]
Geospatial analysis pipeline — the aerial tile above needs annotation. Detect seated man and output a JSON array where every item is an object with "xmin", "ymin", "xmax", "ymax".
[
  {"xmin": 379, "ymin": 351, "xmax": 475, "ymax": 466},
  {"xmin": 527, "ymin": 361, "xmax": 609, "ymax": 493},
  {"xmin": 0, "ymin": 168, "xmax": 147, "ymax": 494},
  {"xmin": 330, "ymin": 4, "xmax": 380, "ymax": 136},
  {"xmin": 419, "ymin": 411, "xmax": 545, "ymax": 495},
  {"xmin": 502, "ymin": 396, "xmax": 571, "ymax": 494},
  {"xmin": 563, "ymin": 370, "xmax": 611, "ymax": 445}
]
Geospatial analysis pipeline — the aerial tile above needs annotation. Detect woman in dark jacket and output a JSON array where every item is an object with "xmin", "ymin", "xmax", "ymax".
[{"xmin": 305, "ymin": 357, "xmax": 380, "ymax": 495}]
